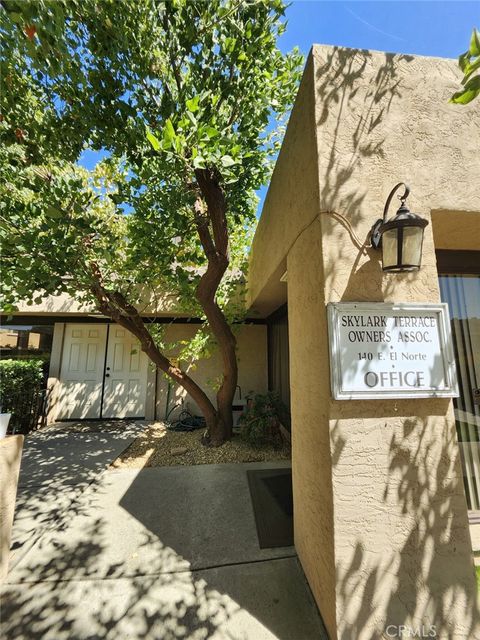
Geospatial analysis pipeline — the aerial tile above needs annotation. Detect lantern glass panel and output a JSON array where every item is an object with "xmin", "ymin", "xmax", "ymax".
[
  {"xmin": 382, "ymin": 228, "xmax": 399, "ymax": 269},
  {"xmin": 402, "ymin": 225, "xmax": 423, "ymax": 268}
]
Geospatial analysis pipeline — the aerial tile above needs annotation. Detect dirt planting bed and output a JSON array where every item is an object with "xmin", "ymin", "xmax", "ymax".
[{"xmin": 110, "ymin": 421, "xmax": 290, "ymax": 469}]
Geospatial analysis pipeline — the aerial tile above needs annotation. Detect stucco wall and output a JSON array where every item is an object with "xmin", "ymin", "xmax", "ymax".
[
  {"xmin": 250, "ymin": 45, "xmax": 480, "ymax": 639},
  {"xmin": 155, "ymin": 324, "xmax": 267, "ymax": 419},
  {"xmin": 248, "ymin": 54, "xmax": 319, "ymax": 316},
  {"xmin": 288, "ymin": 228, "xmax": 337, "ymax": 638}
]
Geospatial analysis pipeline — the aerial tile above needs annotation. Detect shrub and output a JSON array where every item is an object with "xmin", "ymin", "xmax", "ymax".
[
  {"xmin": 0, "ymin": 359, "xmax": 44, "ymax": 434},
  {"xmin": 238, "ymin": 392, "xmax": 286, "ymax": 448}
]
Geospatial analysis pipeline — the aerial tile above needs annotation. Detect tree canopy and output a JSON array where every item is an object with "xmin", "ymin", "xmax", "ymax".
[{"xmin": 0, "ymin": 0, "xmax": 302, "ymax": 443}]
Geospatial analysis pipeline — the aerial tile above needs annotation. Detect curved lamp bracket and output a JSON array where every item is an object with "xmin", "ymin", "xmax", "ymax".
[
  {"xmin": 382, "ymin": 182, "xmax": 410, "ymax": 222},
  {"xmin": 370, "ymin": 182, "xmax": 410, "ymax": 249}
]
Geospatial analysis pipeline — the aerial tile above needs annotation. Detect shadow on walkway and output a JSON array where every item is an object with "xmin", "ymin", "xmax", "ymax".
[{"xmin": 2, "ymin": 426, "xmax": 327, "ymax": 640}]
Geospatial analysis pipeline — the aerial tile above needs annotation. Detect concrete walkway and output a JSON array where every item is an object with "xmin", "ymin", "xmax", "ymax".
[{"xmin": 1, "ymin": 422, "xmax": 327, "ymax": 640}]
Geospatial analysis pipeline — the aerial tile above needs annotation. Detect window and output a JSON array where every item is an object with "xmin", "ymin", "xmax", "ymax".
[
  {"xmin": 0, "ymin": 324, "xmax": 54, "ymax": 385},
  {"xmin": 437, "ymin": 251, "xmax": 480, "ymax": 511}
]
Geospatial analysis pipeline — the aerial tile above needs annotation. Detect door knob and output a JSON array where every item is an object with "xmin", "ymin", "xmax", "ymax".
[
  {"xmin": 105, "ymin": 373, "xmax": 110, "ymax": 378},
  {"xmin": 474, "ymin": 388, "xmax": 480, "ymax": 406}
]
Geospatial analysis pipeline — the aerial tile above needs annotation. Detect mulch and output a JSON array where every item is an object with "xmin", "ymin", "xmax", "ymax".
[{"xmin": 110, "ymin": 421, "xmax": 291, "ymax": 469}]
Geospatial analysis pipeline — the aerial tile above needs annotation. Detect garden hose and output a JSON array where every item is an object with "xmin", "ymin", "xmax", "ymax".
[{"xmin": 167, "ymin": 412, "xmax": 206, "ymax": 432}]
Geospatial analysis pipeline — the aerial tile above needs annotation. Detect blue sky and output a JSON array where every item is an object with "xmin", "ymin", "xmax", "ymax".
[
  {"xmin": 252, "ymin": 0, "xmax": 479, "ymax": 212},
  {"xmin": 280, "ymin": 1, "xmax": 477, "ymax": 58},
  {"xmin": 79, "ymin": 1, "xmax": 478, "ymax": 213}
]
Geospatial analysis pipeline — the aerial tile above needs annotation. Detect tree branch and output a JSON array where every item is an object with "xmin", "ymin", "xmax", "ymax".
[{"xmin": 88, "ymin": 265, "xmax": 217, "ymax": 421}]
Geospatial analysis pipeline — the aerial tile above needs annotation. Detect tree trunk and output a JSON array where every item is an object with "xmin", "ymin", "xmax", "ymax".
[
  {"xmin": 194, "ymin": 168, "xmax": 239, "ymax": 445},
  {"xmin": 204, "ymin": 412, "xmax": 227, "ymax": 448},
  {"xmin": 200, "ymin": 296, "xmax": 237, "ymax": 443}
]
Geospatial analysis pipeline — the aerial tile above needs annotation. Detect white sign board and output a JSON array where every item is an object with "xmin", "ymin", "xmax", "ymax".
[{"xmin": 327, "ymin": 302, "xmax": 458, "ymax": 400}]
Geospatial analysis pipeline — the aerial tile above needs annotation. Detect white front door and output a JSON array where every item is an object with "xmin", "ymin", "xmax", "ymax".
[
  {"xmin": 57, "ymin": 323, "xmax": 148, "ymax": 420},
  {"xmin": 102, "ymin": 325, "xmax": 148, "ymax": 419},
  {"xmin": 57, "ymin": 324, "xmax": 108, "ymax": 419}
]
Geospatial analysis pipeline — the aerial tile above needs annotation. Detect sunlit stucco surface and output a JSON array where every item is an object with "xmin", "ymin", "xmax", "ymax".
[{"xmin": 249, "ymin": 45, "xmax": 480, "ymax": 639}]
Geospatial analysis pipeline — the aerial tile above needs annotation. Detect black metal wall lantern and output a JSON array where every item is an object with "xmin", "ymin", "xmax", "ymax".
[{"xmin": 370, "ymin": 183, "xmax": 429, "ymax": 272}]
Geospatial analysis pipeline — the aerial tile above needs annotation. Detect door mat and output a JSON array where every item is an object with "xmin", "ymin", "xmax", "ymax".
[{"xmin": 247, "ymin": 467, "xmax": 293, "ymax": 549}]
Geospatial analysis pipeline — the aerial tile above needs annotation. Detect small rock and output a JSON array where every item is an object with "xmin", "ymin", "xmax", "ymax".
[{"xmin": 171, "ymin": 446, "xmax": 188, "ymax": 456}]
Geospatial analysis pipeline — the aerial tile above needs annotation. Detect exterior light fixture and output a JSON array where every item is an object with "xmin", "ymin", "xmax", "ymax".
[{"xmin": 370, "ymin": 183, "xmax": 428, "ymax": 272}]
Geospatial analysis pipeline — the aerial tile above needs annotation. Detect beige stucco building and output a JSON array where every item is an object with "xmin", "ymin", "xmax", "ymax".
[
  {"xmin": 1, "ymin": 45, "xmax": 480, "ymax": 638},
  {"xmin": 247, "ymin": 45, "xmax": 480, "ymax": 639}
]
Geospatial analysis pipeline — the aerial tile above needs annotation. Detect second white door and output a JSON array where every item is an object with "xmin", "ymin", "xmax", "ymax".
[{"xmin": 102, "ymin": 325, "xmax": 148, "ymax": 419}]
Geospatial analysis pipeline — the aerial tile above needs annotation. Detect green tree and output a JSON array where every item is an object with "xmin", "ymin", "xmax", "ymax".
[
  {"xmin": 0, "ymin": 0, "xmax": 302, "ymax": 445},
  {"xmin": 451, "ymin": 27, "xmax": 480, "ymax": 105}
]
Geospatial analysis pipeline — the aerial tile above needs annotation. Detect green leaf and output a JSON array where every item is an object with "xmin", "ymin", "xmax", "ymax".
[
  {"xmin": 46, "ymin": 205, "xmax": 62, "ymax": 219},
  {"xmin": 109, "ymin": 193, "xmax": 123, "ymax": 205},
  {"xmin": 8, "ymin": 12, "xmax": 23, "ymax": 24},
  {"xmin": 18, "ymin": 256, "xmax": 30, "ymax": 268},
  {"xmin": 469, "ymin": 28, "xmax": 480, "ymax": 57},
  {"xmin": 146, "ymin": 127, "xmax": 161, "ymax": 151},
  {"xmin": 462, "ymin": 55, "xmax": 480, "ymax": 81},
  {"xmin": 186, "ymin": 111, "xmax": 197, "ymax": 127},
  {"xmin": 220, "ymin": 155, "xmax": 236, "ymax": 167},
  {"xmin": 186, "ymin": 96, "xmax": 200, "ymax": 113},
  {"xmin": 223, "ymin": 37, "xmax": 236, "ymax": 54},
  {"xmin": 172, "ymin": 133, "xmax": 183, "ymax": 154},
  {"xmin": 205, "ymin": 126, "xmax": 219, "ymax": 139},
  {"xmin": 162, "ymin": 118, "xmax": 176, "ymax": 149},
  {"xmin": 193, "ymin": 155, "xmax": 206, "ymax": 169},
  {"xmin": 450, "ymin": 75, "xmax": 480, "ymax": 104}
]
